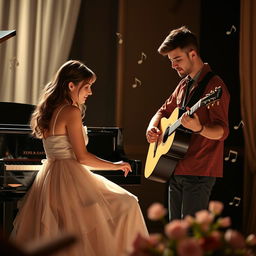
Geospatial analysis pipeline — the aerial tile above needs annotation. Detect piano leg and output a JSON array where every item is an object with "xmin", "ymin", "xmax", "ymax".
[{"xmin": 0, "ymin": 200, "xmax": 17, "ymax": 235}]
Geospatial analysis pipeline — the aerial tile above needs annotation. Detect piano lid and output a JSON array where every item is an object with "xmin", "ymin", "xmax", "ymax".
[
  {"xmin": 0, "ymin": 102, "xmax": 35, "ymax": 125},
  {"xmin": 0, "ymin": 102, "xmax": 35, "ymax": 134},
  {"xmin": 0, "ymin": 30, "xmax": 16, "ymax": 44}
]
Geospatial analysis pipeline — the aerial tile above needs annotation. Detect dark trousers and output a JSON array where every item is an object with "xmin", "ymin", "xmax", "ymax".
[{"xmin": 168, "ymin": 175, "xmax": 216, "ymax": 221}]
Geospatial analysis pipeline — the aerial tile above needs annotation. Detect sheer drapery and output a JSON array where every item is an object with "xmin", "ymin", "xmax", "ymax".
[
  {"xmin": 240, "ymin": 0, "xmax": 256, "ymax": 234},
  {"xmin": 0, "ymin": 0, "xmax": 81, "ymax": 104}
]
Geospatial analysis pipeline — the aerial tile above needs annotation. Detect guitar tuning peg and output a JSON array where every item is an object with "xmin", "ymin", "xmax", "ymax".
[
  {"xmin": 207, "ymin": 105, "xmax": 210, "ymax": 109},
  {"xmin": 217, "ymin": 101, "xmax": 220, "ymax": 106}
]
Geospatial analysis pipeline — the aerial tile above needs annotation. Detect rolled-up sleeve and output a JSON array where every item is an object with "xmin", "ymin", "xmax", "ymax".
[{"xmin": 208, "ymin": 77, "xmax": 230, "ymax": 141}]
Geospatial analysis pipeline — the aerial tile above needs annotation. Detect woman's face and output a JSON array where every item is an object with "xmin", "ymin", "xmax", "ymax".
[{"xmin": 69, "ymin": 78, "xmax": 95, "ymax": 105}]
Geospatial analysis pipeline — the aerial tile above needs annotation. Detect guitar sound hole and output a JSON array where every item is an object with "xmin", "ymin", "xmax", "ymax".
[{"xmin": 163, "ymin": 127, "xmax": 169, "ymax": 143}]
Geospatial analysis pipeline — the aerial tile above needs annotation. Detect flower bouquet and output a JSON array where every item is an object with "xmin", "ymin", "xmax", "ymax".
[{"xmin": 130, "ymin": 201, "xmax": 256, "ymax": 256}]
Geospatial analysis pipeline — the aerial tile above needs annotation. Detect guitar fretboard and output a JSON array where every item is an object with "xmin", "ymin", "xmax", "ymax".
[{"xmin": 167, "ymin": 99, "xmax": 202, "ymax": 137}]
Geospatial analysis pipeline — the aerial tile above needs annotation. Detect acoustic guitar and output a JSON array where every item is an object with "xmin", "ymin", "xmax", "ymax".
[{"xmin": 144, "ymin": 87, "xmax": 222, "ymax": 183}]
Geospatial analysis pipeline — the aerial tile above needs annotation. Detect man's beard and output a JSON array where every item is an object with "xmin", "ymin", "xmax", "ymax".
[{"xmin": 177, "ymin": 70, "xmax": 188, "ymax": 78}]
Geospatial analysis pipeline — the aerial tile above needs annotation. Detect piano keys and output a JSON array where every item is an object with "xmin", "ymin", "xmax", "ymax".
[
  {"xmin": 3, "ymin": 163, "xmax": 42, "ymax": 171},
  {"xmin": 1, "ymin": 154, "xmax": 141, "ymax": 191},
  {"xmin": 0, "ymin": 159, "xmax": 41, "ymax": 192}
]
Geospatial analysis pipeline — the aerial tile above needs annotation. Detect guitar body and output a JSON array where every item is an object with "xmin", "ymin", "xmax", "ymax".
[{"xmin": 144, "ymin": 108, "xmax": 191, "ymax": 183}]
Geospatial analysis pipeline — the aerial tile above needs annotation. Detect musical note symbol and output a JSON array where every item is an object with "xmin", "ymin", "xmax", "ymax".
[
  {"xmin": 116, "ymin": 32, "xmax": 123, "ymax": 44},
  {"xmin": 226, "ymin": 25, "xmax": 236, "ymax": 35},
  {"xmin": 229, "ymin": 196, "xmax": 241, "ymax": 207},
  {"xmin": 132, "ymin": 77, "xmax": 142, "ymax": 88},
  {"xmin": 224, "ymin": 150, "xmax": 238, "ymax": 163},
  {"xmin": 234, "ymin": 120, "xmax": 244, "ymax": 130},
  {"xmin": 137, "ymin": 52, "xmax": 147, "ymax": 64}
]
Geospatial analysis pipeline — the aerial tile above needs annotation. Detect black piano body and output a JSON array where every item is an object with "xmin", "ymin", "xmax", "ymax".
[{"xmin": 0, "ymin": 102, "xmax": 142, "ymax": 234}]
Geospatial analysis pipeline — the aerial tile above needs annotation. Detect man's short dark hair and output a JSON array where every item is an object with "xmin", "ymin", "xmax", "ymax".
[{"xmin": 158, "ymin": 26, "xmax": 199, "ymax": 56}]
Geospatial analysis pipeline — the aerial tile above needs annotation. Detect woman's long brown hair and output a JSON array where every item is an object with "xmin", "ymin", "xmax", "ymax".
[{"xmin": 30, "ymin": 60, "xmax": 96, "ymax": 138}]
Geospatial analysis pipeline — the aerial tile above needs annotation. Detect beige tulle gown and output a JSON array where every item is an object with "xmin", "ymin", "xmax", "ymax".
[{"xmin": 11, "ymin": 110, "xmax": 148, "ymax": 256}]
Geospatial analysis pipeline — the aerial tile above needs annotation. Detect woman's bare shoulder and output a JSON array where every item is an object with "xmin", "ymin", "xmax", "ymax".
[
  {"xmin": 62, "ymin": 104, "xmax": 81, "ymax": 112},
  {"xmin": 60, "ymin": 105, "xmax": 82, "ymax": 121}
]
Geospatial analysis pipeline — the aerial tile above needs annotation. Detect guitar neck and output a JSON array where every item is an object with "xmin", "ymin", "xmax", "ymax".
[
  {"xmin": 189, "ymin": 100, "xmax": 202, "ymax": 116},
  {"xmin": 167, "ymin": 99, "xmax": 202, "ymax": 136},
  {"xmin": 168, "ymin": 119, "xmax": 181, "ymax": 135}
]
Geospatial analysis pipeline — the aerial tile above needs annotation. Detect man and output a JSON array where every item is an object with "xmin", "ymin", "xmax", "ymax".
[{"xmin": 146, "ymin": 26, "xmax": 230, "ymax": 220}]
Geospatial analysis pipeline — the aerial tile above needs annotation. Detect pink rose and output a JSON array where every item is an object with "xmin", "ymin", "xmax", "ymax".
[
  {"xmin": 184, "ymin": 215, "xmax": 194, "ymax": 226},
  {"xmin": 147, "ymin": 203, "xmax": 167, "ymax": 221},
  {"xmin": 209, "ymin": 201, "xmax": 224, "ymax": 215},
  {"xmin": 246, "ymin": 234, "xmax": 256, "ymax": 246},
  {"xmin": 132, "ymin": 233, "xmax": 151, "ymax": 251},
  {"xmin": 195, "ymin": 210, "xmax": 214, "ymax": 224},
  {"xmin": 195, "ymin": 210, "xmax": 214, "ymax": 231},
  {"xmin": 217, "ymin": 217, "xmax": 231, "ymax": 227},
  {"xmin": 177, "ymin": 238, "xmax": 203, "ymax": 256},
  {"xmin": 211, "ymin": 230, "xmax": 222, "ymax": 240},
  {"xmin": 224, "ymin": 229, "xmax": 246, "ymax": 249},
  {"xmin": 148, "ymin": 233, "xmax": 162, "ymax": 246},
  {"xmin": 130, "ymin": 233, "xmax": 162, "ymax": 256},
  {"xmin": 165, "ymin": 220, "xmax": 189, "ymax": 240}
]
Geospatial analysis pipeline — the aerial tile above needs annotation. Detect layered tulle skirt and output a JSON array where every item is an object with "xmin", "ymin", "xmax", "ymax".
[{"xmin": 11, "ymin": 158, "xmax": 148, "ymax": 256}]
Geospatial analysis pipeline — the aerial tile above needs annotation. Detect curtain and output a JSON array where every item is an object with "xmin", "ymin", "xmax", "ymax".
[
  {"xmin": 0, "ymin": 0, "xmax": 81, "ymax": 104},
  {"xmin": 240, "ymin": 0, "xmax": 256, "ymax": 234}
]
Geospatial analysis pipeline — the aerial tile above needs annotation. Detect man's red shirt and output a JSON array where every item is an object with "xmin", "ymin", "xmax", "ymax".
[{"xmin": 157, "ymin": 63, "xmax": 230, "ymax": 177}]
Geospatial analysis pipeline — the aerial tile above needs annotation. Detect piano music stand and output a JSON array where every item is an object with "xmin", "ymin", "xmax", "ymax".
[{"xmin": 0, "ymin": 30, "xmax": 16, "ymax": 44}]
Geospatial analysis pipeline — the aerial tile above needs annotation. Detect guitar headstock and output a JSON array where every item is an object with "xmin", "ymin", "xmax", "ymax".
[{"xmin": 201, "ymin": 86, "xmax": 222, "ymax": 107}]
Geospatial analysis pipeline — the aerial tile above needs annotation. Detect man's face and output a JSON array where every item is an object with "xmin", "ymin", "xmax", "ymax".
[{"xmin": 167, "ymin": 47, "xmax": 194, "ymax": 78}]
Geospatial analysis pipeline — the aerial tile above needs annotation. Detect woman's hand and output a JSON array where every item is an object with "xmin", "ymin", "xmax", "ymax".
[{"xmin": 113, "ymin": 161, "xmax": 132, "ymax": 177}]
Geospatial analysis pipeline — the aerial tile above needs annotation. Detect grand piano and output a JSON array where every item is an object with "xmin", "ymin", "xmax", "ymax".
[{"xmin": 0, "ymin": 102, "xmax": 142, "ymax": 234}]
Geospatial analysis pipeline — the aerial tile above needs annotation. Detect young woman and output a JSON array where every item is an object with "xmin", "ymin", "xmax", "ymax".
[{"xmin": 11, "ymin": 60, "xmax": 148, "ymax": 256}]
